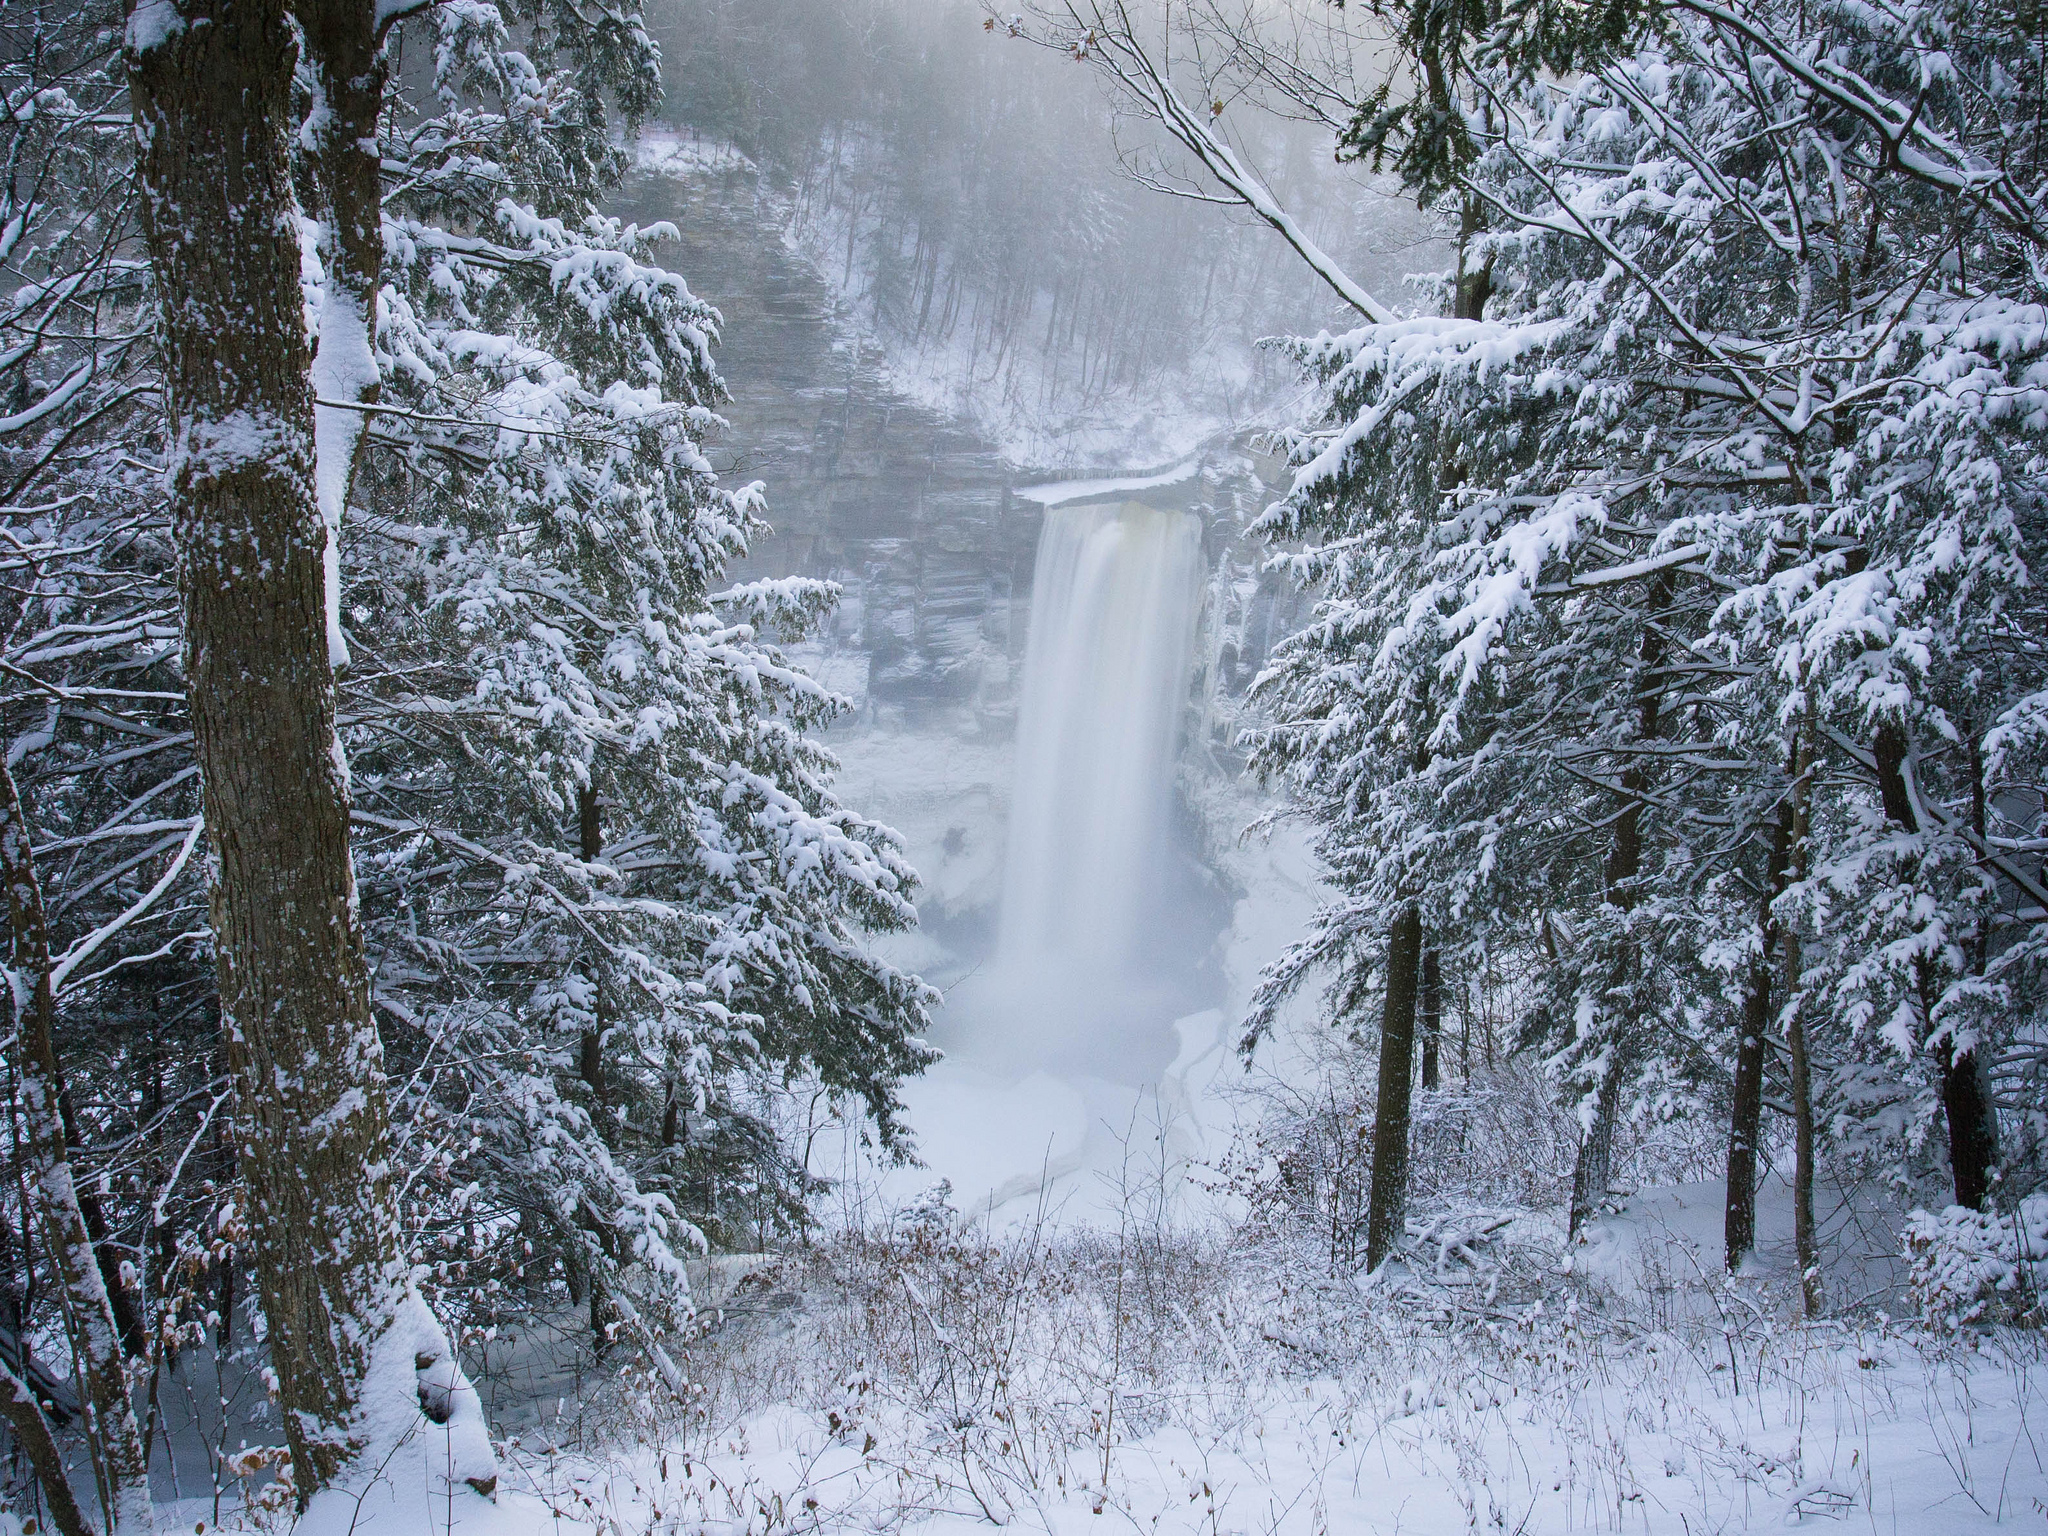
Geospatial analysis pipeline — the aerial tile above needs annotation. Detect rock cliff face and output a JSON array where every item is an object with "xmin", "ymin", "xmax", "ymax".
[
  {"xmin": 618, "ymin": 161, "xmax": 1312, "ymax": 1049},
  {"xmin": 622, "ymin": 165, "xmax": 1028, "ymax": 729}
]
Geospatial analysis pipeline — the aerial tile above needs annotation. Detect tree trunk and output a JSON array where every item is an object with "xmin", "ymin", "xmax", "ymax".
[
  {"xmin": 1568, "ymin": 1061, "xmax": 1627, "ymax": 1238},
  {"xmin": 1570, "ymin": 767, "xmax": 1643, "ymax": 1242},
  {"xmin": 1364, "ymin": 902, "xmax": 1422, "ymax": 1271},
  {"xmin": 299, "ymin": 0, "xmax": 388, "ymax": 669},
  {"xmin": 57, "ymin": 1086, "xmax": 148, "ymax": 1360},
  {"xmin": 1872, "ymin": 723, "xmax": 2001, "ymax": 1209},
  {"xmin": 1419, "ymin": 946, "xmax": 1441, "ymax": 1091},
  {"xmin": 1777, "ymin": 729, "xmax": 1826, "ymax": 1318},
  {"xmin": 1454, "ymin": 195, "xmax": 1493, "ymax": 321},
  {"xmin": 1783, "ymin": 930, "xmax": 1821, "ymax": 1313},
  {"xmin": 573, "ymin": 785, "xmax": 614, "ymax": 1354},
  {"xmin": 1937, "ymin": 1039, "xmax": 2002, "ymax": 1211},
  {"xmin": 0, "ymin": 1368, "xmax": 94, "ymax": 1536},
  {"xmin": 1781, "ymin": 731, "xmax": 1820, "ymax": 1313},
  {"xmin": 1723, "ymin": 961, "xmax": 1769, "ymax": 1271},
  {"xmin": 1725, "ymin": 755, "xmax": 1796, "ymax": 1272},
  {"xmin": 125, "ymin": 0, "xmax": 452, "ymax": 1502},
  {"xmin": 1570, "ymin": 574, "xmax": 1672, "ymax": 1242},
  {"xmin": 576, "ymin": 786, "xmax": 606, "ymax": 1109},
  {"xmin": 0, "ymin": 759, "xmax": 152, "ymax": 1534}
]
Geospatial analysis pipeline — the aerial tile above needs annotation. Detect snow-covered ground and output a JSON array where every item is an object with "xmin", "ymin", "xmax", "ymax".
[{"xmin": 272, "ymin": 1182, "xmax": 2046, "ymax": 1536}]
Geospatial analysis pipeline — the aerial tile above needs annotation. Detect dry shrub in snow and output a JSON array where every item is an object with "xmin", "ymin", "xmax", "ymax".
[
  {"xmin": 1218, "ymin": 1034, "xmax": 1723, "ymax": 1281},
  {"xmin": 467, "ymin": 1188, "xmax": 2048, "ymax": 1536}
]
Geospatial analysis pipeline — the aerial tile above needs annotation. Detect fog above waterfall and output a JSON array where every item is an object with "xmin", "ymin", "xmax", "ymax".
[{"xmin": 624, "ymin": 0, "xmax": 1433, "ymax": 1214}]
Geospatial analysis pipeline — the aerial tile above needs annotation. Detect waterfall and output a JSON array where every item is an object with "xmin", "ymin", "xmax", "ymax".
[{"xmin": 984, "ymin": 500, "xmax": 1202, "ymax": 1075}]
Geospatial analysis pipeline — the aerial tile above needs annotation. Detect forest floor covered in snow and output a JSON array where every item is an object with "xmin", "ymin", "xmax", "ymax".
[{"xmin": 336, "ymin": 1183, "xmax": 2048, "ymax": 1536}]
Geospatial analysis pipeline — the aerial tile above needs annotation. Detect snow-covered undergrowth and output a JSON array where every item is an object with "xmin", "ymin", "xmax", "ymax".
[
  {"xmin": 383, "ymin": 1194, "xmax": 2048, "ymax": 1536},
  {"xmin": 1907, "ymin": 1198, "xmax": 2048, "ymax": 1333}
]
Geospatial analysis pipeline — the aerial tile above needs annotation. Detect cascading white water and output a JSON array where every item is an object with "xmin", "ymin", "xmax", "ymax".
[{"xmin": 982, "ymin": 499, "xmax": 1203, "ymax": 1075}]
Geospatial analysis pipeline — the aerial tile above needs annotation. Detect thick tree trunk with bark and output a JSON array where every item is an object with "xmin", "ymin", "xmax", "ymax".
[
  {"xmin": 1568, "ymin": 1062, "xmax": 1627, "ymax": 1238},
  {"xmin": 300, "ymin": 0, "xmax": 387, "ymax": 668},
  {"xmin": 1364, "ymin": 902, "xmax": 1422, "ymax": 1271},
  {"xmin": 1872, "ymin": 722, "xmax": 2002, "ymax": 1210},
  {"xmin": 1723, "ymin": 963, "xmax": 1769, "ymax": 1269},
  {"xmin": 125, "ymin": 0, "xmax": 412, "ymax": 1499},
  {"xmin": 0, "ymin": 759, "xmax": 152, "ymax": 1534},
  {"xmin": 1937, "ymin": 1033, "xmax": 2002, "ymax": 1210},
  {"xmin": 0, "ymin": 1368, "xmax": 94, "ymax": 1536},
  {"xmin": 1454, "ymin": 196, "xmax": 1493, "ymax": 321}
]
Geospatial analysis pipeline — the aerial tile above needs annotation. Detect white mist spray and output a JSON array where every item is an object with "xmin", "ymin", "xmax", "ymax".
[{"xmin": 985, "ymin": 500, "xmax": 1202, "ymax": 1077}]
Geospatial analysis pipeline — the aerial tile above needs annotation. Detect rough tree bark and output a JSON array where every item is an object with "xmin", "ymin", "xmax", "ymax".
[
  {"xmin": 1419, "ymin": 946, "xmax": 1442, "ymax": 1091},
  {"xmin": 124, "ymin": 0, "xmax": 486, "ymax": 1503},
  {"xmin": 1363, "ymin": 902, "xmax": 1423, "ymax": 1271},
  {"xmin": 0, "ymin": 758, "xmax": 152, "ymax": 1534},
  {"xmin": 1568, "ymin": 1065, "xmax": 1626, "ymax": 1241},
  {"xmin": 0, "ymin": 1369, "xmax": 94, "ymax": 1536},
  {"xmin": 1872, "ymin": 722, "xmax": 2002, "ymax": 1210},
  {"xmin": 1454, "ymin": 194, "xmax": 1493, "ymax": 322},
  {"xmin": 1722, "ymin": 960, "xmax": 1770, "ymax": 1270},
  {"xmin": 297, "ymin": 0, "xmax": 388, "ymax": 669}
]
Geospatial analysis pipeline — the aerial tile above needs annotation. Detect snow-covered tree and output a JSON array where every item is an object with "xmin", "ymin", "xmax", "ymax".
[
  {"xmin": 1038, "ymin": 0, "xmax": 2048, "ymax": 1285},
  {"xmin": 328, "ymin": 0, "xmax": 939, "ymax": 1357},
  {"xmin": 1, "ymin": 0, "xmax": 938, "ymax": 1513}
]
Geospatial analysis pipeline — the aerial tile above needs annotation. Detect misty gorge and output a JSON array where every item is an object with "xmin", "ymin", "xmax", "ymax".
[
  {"xmin": 610, "ymin": 0, "xmax": 1422, "ymax": 1217},
  {"xmin": 1, "ymin": 0, "xmax": 2041, "ymax": 1530}
]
